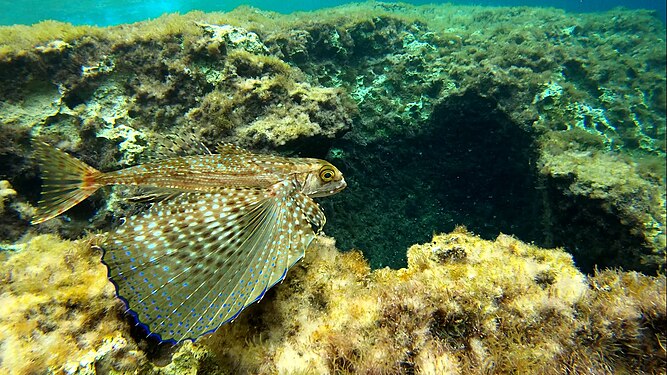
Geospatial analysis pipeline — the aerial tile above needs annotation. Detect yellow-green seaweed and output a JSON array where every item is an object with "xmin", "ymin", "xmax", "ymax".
[
  {"xmin": 0, "ymin": 234, "xmax": 142, "ymax": 374},
  {"xmin": 2, "ymin": 229, "xmax": 663, "ymax": 374}
]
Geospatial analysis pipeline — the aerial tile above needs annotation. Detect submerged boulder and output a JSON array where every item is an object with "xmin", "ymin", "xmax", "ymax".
[{"xmin": 0, "ymin": 230, "xmax": 664, "ymax": 373}]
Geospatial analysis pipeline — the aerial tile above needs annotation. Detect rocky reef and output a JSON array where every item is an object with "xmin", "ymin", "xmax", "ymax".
[
  {"xmin": 0, "ymin": 234, "xmax": 136, "ymax": 374},
  {"xmin": 0, "ymin": 2, "xmax": 665, "ymax": 272},
  {"xmin": 0, "ymin": 230, "xmax": 664, "ymax": 374},
  {"xmin": 0, "ymin": 1, "xmax": 665, "ymax": 373}
]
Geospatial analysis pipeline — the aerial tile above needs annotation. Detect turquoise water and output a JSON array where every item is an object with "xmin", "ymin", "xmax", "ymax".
[{"xmin": 0, "ymin": 0, "xmax": 665, "ymax": 26}]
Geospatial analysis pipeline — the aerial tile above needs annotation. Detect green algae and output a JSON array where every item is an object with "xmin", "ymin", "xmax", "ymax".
[
  {"xmin": 0, "ymin": 231, "xmax": 663, "ymax": 373},
  {"xmin": 0, "ymin": 1, "xmax": 664, "ymax": 270},
  {"xmin": 0, "ymin": 3, "xmax": 665, "ymax": 371}
]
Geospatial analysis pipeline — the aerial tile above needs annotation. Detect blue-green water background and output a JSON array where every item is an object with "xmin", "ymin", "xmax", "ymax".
[{"xmin": 0, "ymin": 0, "xmax": 665, "ymax": 26}]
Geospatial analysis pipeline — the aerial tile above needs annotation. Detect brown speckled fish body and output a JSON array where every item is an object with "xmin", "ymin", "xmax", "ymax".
[{"xmin": 31, "ymin": 142, "xmax": 346, "ymax": 342}]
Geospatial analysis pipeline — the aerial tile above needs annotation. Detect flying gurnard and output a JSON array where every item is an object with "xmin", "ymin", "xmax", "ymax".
[{"xmin": 31, "ymin": 140, "xmax": 346, "ymax": 342}]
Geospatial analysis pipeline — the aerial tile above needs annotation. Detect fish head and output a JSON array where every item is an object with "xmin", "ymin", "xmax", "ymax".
[{"xmin": 299, "ymin": 160, "xmax": 346, "ymax": 198}]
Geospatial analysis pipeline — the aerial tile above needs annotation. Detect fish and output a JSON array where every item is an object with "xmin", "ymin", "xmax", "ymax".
[{"xmin": 31, "ymin": 140, "xmax": 346, "ymax": 342}]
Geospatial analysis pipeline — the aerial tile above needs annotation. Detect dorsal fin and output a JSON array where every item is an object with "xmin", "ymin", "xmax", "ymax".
[{"xmin": 151, "ymin": 131, "xmax": 212, "ymax": 160}]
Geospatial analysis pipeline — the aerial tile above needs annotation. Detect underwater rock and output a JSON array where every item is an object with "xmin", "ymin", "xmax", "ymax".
[
  {"xmin": 260, "ymin": 3, "xmax": 666, "ymax": 271},
  {"xmin": 539, "ymin": 140, "xmax": 666, "ymax": 272},
  {"xmin": 0, "ymin": 230, "xmax": 663, "ymax": 373},
  {"xmin": 195, "ymin": 22, "xmax": 269, "ymax": 55},
  {"xmin": 0, "ymin": 234, "xmax": 142, "ymax": 374},
  {"xmin": 0, "ymin": 180, "xmax": 31, "ymax": 242},
  {"xmin": 0, "ymin": 3, "xmax": 665, "ymax": 372},
  {"xmin": 0, "ymin": 180, "xmax": 16, "ymax": 215},
  {"xmin": 0, "ymin": 3, "xmax": 664, "ymax": 271},
  {"xmin": 199, "ymin": 230, "xmax": 665, "ymax": 374}
]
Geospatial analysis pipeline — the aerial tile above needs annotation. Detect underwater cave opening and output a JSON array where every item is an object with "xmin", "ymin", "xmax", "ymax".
[{"xmin": 321, "ymin": 93, "xmax": 546, "ymax": 269}]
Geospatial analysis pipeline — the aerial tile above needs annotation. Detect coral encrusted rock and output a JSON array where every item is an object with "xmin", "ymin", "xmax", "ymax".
[
  {"xmin": 199, "ymin": 229, "xmax": 665, "ymax": 374},
  {"xmin": 1, "ymin": 230, "xmax": 664, "ymax": 374}
]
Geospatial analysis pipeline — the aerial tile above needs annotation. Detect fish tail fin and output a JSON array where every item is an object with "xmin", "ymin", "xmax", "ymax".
[{"xmin": 31, "ymin": 142, "xmax": 104, "ymax": 224}]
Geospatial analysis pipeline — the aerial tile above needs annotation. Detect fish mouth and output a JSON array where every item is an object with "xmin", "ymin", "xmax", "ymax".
[
  {"xmin": 332, "ymin": 178, "xmax": 347, "ymax": 193},
  {"xmin": 312, "ymin": 178, "xmax": 346, "ymax": 197}
]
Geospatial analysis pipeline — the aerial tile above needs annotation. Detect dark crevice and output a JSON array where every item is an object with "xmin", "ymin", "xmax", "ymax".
[
  {"xmin": 321, "ymin": 93, "xmax": 544, "ymax": 269},
  {"xmin": 544, "ymin": 177, "xmax": 653, "ymax": 273},
  {"xmin": 322, "ymin": 91, "xmax": 656, "ymax": 273}
]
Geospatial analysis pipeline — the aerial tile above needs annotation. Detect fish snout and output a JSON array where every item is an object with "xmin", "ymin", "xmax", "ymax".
[{"xmin": 335, "ymin": 178, "xmax": 347, "ymax": 193}]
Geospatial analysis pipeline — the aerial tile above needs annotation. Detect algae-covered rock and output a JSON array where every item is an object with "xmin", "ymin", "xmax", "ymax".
[
  {"xmin": 539, "ymin": 139, "xmax": 666, "ymax": 271},
  {"xmin": 0, "ymin": 3, "xmax": 665, "ymax": 373},
  {"xmin": 0, "ymin": 234, "xmax": 142, "ymax": 374},
  {"xmin": 298, "ymin": 4, "xmax": 664, "ymax": 271},
  {"xmin": 0, "ymin": 180, "xmax": 16, "ymax": 215},
  {"xmin": 2, "ymin": 230, "xmax": 662, "ymax": 374},
  {"xmin": 198, "ymin": 230, "xmax": 665, "ymax": 374},
  {"xmin": 0, "ymin": 15, "xmax": 354, "ymax": 156},
  {"xmin": 0, "ymin": 3, "xmax": 664, "ymax": 272},
  {"xmin": 0, "ymin": 180, "xmax": 31, "ymax": 242}
]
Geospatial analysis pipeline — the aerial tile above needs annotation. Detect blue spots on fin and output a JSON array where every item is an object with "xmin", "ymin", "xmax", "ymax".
[{"xmin": 101, "ymin": 184, "xmax": 318, "ymax": 343}]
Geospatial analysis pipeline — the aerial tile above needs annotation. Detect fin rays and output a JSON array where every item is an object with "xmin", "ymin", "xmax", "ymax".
[
  {"xmin": 175, "ymin": 198, "xmax": 277, "ymax": 339},
  {"xmin": 104, "ymin": 181, "xmax": 318, "ymax": 342},
  {"xmin": 31, "ymin": 142, "xmax": 103, "ymax": 224},
  {"xmin": 155, "ymin": 197, "xmax": 274, "ymax": 339}
]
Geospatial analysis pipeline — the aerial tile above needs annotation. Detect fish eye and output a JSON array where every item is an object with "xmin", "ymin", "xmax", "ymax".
[{"xmin": 319, "ymin": 167, "xmax": 335, "ymax": 182}]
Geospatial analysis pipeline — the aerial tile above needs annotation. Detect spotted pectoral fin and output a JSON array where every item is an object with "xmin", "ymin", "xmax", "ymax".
[
  {"xmin": 215, "ymin": 142, "xmax": 252, "ymax": 156},
  {"xmin": 294, "ymin": 193, "xmax": 326, "ymax": 234},
  {"xmin": 103, "ymin": 181, "xmax": 315, "ymax": 343}
]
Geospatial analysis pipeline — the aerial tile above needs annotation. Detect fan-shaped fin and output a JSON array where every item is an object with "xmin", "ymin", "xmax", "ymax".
[
  {"xmin": 31, "ymin": 142, "xmax": 103, "ymax": 224},
  {"xmin": 103, "ymin": 180, "xmax": 320, "ymax": 342}
]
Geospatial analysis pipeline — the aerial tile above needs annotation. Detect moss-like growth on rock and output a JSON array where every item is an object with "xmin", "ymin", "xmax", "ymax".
[
  {"xmin": 4, "ymin": 230, "xmax": 662, "ymax": 373},
  {"xmin": 198, "ymin": 229, "xmax": 665, "ymax": 374},
  {"xmin": 187, "ymin": 49, "xmax": 353, "ymax": 147},
  {"xmin": 0, "ymin": 11, "xmax": 355, "ymax": 161},
  {"xmin": 0, "ymin": 234, "xmax": 141, "ymax": 374},
  {"xmin": 259, "ymin": 3, "xmax": 666, "ymax": 271},
  {"xmin": 539, "ymin": 134, "xmax": 666, "ymax": 271}
]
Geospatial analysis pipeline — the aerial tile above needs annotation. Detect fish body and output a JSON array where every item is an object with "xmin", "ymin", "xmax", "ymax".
[{"xmin": 32, "ymin": 141, "xmax": 346, "ymax": 342}]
